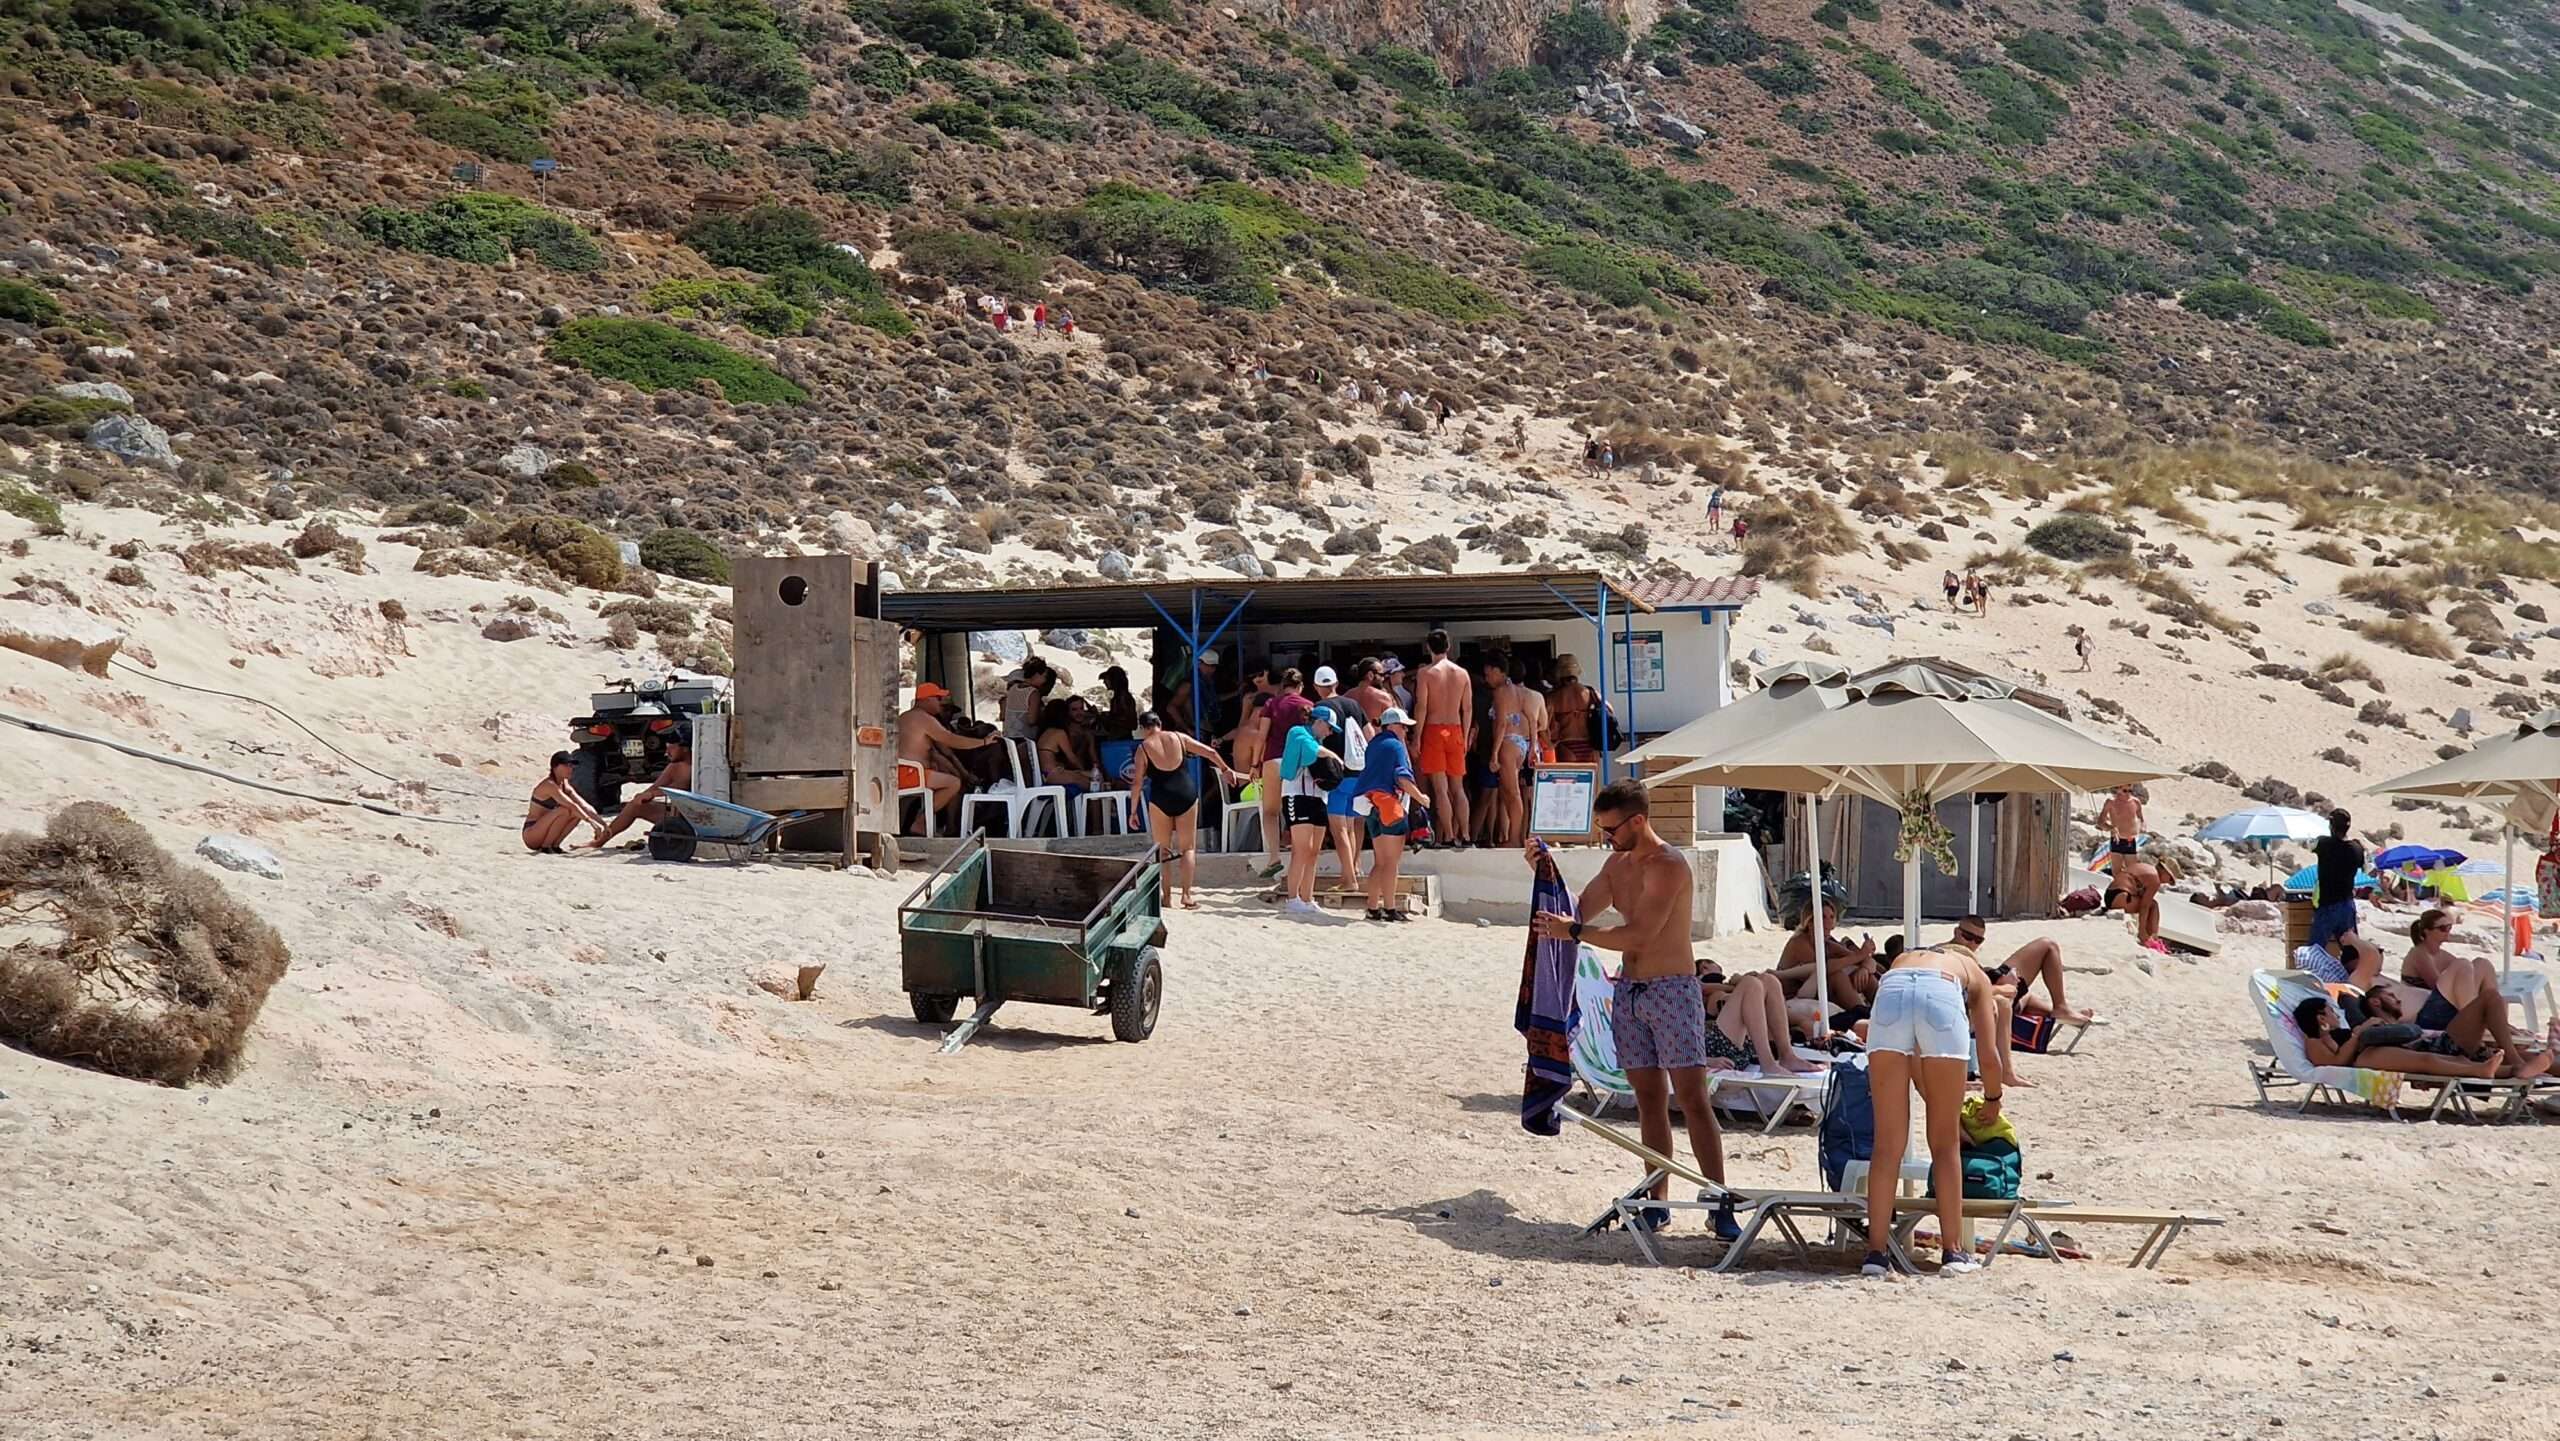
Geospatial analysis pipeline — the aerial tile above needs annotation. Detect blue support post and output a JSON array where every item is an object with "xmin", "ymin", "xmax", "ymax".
[{"xmin": 1595, "ymin": 580, "xmax": 1612, "ymax": 783}]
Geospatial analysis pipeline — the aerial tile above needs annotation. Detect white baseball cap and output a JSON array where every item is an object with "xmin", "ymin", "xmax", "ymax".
[
  {"xmin": 1313, "ymin": 665, "xmax": 1339, "ymax": 687},
  {"xmin": 1199, "ymin": 649, "xmax": 1219, "ymax": 665},
  {"xmin": 1378, "ymin": 706, "xmax": 1415, "ymax": 727}
]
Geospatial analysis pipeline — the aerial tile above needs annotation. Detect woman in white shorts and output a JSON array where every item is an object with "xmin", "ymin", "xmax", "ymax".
[{"xmin": 1861, "ymin": 941, "xmax": 2005, "ymax": 1279}]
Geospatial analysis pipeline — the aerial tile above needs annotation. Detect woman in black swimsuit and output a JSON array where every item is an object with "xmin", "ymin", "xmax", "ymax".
[
  {"xmin": 523, "ymin": 751, "xmax": 608, "ymax": 853},
  {"xmin": 1128, "ymin": 710, "xmax": 1245, "ymax": 910}
]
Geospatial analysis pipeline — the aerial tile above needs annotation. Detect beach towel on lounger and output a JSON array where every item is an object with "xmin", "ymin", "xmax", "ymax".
[{"xmin": 1516, "ymin": 849, "xmax": 1580, "ymax": 1135}]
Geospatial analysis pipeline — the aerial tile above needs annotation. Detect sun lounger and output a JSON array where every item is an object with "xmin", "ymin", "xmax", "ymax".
[
  {"xmin": 2153, "ymin": 893, "xmax": 2225, "ymax": 957},
  {"xmin": 1558, "ymin": 1103, "xmax": 2036, "ymax": 1271},
  {"xmin": 1566, "ymin": 948, "xmax": 1820, "ymax": 1130},
  {"xmin": 2014, "ymin": 1204, "xmax": 2225, "ymax": 1270},
  {"xmin": 2246, "ymin": 968, "xmax": 2557, "ymax": 1123}
]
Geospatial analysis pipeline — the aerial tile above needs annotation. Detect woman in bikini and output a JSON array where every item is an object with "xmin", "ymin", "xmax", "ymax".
[
  {"xmin": 1129, "ymin": 710, "xmax": 1245, "ymax": 911},
  {"xmin": 2295, "ymin": 995, "xmax": 2554, "ymax": 1081},
  {"xmin": 523, "ymin": 751, "xmax": 608, "ymax": 854}
]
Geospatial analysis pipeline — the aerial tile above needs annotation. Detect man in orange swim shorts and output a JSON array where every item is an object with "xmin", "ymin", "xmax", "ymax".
[{"xmin": 1413, "ymin": 628, "xmax": 1475, "ymax": 848}]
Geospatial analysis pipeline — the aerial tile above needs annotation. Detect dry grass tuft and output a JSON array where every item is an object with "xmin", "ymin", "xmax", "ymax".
[
  {"xmin": 0, "ymin": 802, "xmax": 291, "ymax": 1086},
  {"xmin": 2312, "ymin": 652, "xmax": 2376, "ymax": 685},
  {"xmin": 2339, "ymin": 572, "xmax": 2434, "ymax": 615},
  {"xmin": 2300, "ymin": 538, "xmax": 2357, "ymax": 566},
  {"xmin": 2349, "ymin": 616, "xmax": 2455, "ymax": 660}
]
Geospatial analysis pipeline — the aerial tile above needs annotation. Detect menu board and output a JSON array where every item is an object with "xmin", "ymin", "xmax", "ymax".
[{"xmin": 1530, "ymin": 765, "xmax": 1599, "ymax": 838}]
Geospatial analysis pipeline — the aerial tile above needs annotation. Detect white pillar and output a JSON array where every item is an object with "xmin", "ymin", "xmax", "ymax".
[{"xmin": 1904, "ymin": 854, "xmax": 1924, "ymax": 950}]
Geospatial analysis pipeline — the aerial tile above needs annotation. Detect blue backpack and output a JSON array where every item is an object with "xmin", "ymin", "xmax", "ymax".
[{"xmin": 1817, "ymin": 1058, "xmax": 1876, "ymax": 1192}]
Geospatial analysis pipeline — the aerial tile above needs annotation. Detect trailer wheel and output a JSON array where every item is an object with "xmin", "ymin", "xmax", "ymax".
[
  {"xmin": 910, "ymin": 992, "xmax": 958, "ymax": 1025},
  {"xmin": 1109, "ymin": 947, "xmax": 1162, "ymax": 1042}
]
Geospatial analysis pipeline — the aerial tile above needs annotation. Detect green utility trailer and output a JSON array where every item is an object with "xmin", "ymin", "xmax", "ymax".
[{"xmin": 898, "ymin": 833, "xmax": 1167, "ymax": 1053}]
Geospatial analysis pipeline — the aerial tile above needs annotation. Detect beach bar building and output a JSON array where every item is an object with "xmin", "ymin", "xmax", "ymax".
[{"xmin": 875, "ymin": 569, "xmax": 1765, "ymax": 932}]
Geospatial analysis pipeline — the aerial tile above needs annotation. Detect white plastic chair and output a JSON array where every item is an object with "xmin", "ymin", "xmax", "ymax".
[
  {"xmin": 896, "ymin": 771, "xmax": 937, "ymax": 838},
  {"xmin": 1220, "ymin": 776, "xmax": 1264, "ymax": 855},
  {"xmin": 1079, "ymin": 789, "xmax": 1132, "ymax": 837},
  {"xmin": 959, "ymin": 739, "xmax": 1068, "ymax": 841}
]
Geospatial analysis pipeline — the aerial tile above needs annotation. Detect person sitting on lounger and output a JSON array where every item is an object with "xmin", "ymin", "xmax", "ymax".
[
  {"xmin": 1696, "ymin": 961, "xmax": 1829, "ymax": 1075},
  {"xmin": 1953, "ymin": 916, "xmax": 2094, "ymax": 1026},
  {"xmin": 2293, "ymin": 996, "xmax": 2553, "ymax": 1081},
  {"xmin": 2401, "ymin": 909, "xmax": 2510, "ymax": 1021},
  {"xmin": 588, "ymin": 735, "xmax": 690, "ymax": 849},
  {"xmin": 1776, "ymin": 901, "xmax": 1877, "ymax": 1003},
  {"xmin": 2362, "ymin": 955, "xmax": 2554, "ymax": 1080},
  {"xmin": 2294, "ymin": 932, "xmax": 2385, "ymax": 992}
]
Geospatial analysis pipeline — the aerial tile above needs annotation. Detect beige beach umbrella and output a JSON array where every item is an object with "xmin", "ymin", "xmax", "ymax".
[
  {"xmin": 1633, "ymin": 666, "xmax": 1852, "ymax": 779},
  {"xmin": 1678, "ymin": 672, "xmax": 2173, "ymax": 953},
  {"xmin": 2365, "ymin": 710, "xmax": 2560, "ymax": 979}
]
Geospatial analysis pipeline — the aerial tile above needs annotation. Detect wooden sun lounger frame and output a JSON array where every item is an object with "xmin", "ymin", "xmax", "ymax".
[{"xmin": 1559, "ymin": 1104, "xmax": 2220, "ymax": 1272}]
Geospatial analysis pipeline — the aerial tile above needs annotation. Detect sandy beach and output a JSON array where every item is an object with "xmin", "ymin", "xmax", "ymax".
[{"xmin": 7, "ymin": 498, "xmax": 2560, "ymax": 1440}]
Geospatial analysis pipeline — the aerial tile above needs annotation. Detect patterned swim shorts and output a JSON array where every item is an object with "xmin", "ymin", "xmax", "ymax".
[{"xmin": 1612, "ymin": 971, "xmax": 1708, "ymax": 1072}]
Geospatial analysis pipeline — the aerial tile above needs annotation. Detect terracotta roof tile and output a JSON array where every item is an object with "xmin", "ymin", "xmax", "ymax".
[{"xmin": 1620, "ymin": 575, "xmax": 1760, "ymax": 610}]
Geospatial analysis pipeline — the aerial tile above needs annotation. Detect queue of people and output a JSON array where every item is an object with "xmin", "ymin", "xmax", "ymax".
[{"xmin": 886, "ymin": 628, "xmax": 1621, "ymax": 923}]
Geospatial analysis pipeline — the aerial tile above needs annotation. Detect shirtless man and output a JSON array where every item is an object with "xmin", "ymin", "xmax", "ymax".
[
  {"xmin": 1412, "ymin": 629, "xmax": 1474, "ymax": 849},
  {"xmin": 1531, "ymin": 781, "xmax": 1730, "ymax": 1238},
  {"xmin": 1483, "ymin": 651, "xmax": 1548, "ymax": 847},
  {"xmin": 590, "ymin": 736, "xmax": 691, "ymax": 848},
  {"xmin": 1345, "ymin": 657, "xmax": 1395, "ymax": 725},
  {"xmin": 896, "ymin": 682, "xmax": 997, "ymax": 833},
  {"xmin": 1776, "ymin": 899, "xmax": 1878, "ymax": 1011},
  {"xmin": 2096, "ymin": 784, "xmax": 2144, "ymax": 886}
]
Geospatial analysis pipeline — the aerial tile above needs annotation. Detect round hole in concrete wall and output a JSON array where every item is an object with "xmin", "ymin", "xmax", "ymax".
[{"xmin": 780, "ymin": 575, "xmax": 809, "ymax": 606}]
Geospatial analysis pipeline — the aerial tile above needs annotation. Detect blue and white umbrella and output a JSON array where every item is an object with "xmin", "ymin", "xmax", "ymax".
[
  {"xmin": 2374, "ymin": 844, "xmax": 2464, "ymax": 872},
  {"xmin": 2198, "ymin": 805, "xmax": 2329, "ymax": 884}
]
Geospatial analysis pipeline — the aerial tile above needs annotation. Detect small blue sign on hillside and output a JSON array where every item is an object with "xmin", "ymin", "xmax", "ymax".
[{"xmin": 531, "ymin": 158, "xmax": 559, "ymax": 176}]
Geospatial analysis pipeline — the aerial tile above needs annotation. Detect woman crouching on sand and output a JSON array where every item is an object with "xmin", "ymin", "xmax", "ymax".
[{"xmin": 523, "ymin": 751, "xmax": 608, "ymax": 853}]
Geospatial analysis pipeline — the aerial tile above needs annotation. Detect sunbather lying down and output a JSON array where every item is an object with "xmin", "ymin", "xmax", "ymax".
[{"xmin": 2294, "ymin": 995, "xmax": 2558, "ymax": 1082}]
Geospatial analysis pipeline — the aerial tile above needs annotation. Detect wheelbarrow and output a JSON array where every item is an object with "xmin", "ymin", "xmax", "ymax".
[
  {"xmin": 646, "ymin": 788, "xmax": 817, "ymax": 862},
  {"xmin": 897, "ymin": 831, "xmax": 1166, "ymax": 1052}
]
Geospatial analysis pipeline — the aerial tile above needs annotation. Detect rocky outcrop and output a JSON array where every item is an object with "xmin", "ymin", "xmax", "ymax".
[{"xmin": 0, "ymin": 598, "xmax": 122, "ymax": 676}]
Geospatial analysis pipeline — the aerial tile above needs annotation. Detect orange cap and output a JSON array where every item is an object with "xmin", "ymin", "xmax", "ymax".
[{"xmin": 915, "ymin": 682, "xmax": 951, "ymax": 700}]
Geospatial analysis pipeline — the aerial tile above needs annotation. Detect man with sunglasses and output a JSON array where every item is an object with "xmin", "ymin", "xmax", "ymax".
[{"xmin": 1530, "ymin": 782, "xmax": 1733, "ymax": 1240}]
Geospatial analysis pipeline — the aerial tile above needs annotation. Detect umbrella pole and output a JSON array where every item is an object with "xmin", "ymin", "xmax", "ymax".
[
  {"xmin": 1967, "ymin": 799, "xmax": 1980, "ymax": 917},
  {"xmin": 1905, "ymin": 854, "xmax": 1923, "ymax": 950},
  {"xmin": 2503, "ymin": 824, "xmax": 2515, "ymax": 983},
  {"xmin": 1806, "ymin": 793, "xmax": 1829, "ymax": 1025}
]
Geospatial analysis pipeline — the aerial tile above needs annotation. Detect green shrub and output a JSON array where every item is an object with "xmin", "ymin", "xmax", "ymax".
[
  {"xmin": 98, "ymin": 158, "xmax": 186, "ymax": 196},
  {"xmin": 155, "ymin": 205, "xmax": 304, "ymax": 268},
  {"xmin": 377, "ymin": 81, "xmax": 553, "ymax": 163},
  {"xmin": 892, "ymin": 226, "xmax": 1050, "ymax": 291},
  {"xmin": 358, "ymin": 192, "xmax": 604, "ymax": 272},
  {"xmin": 888, "ymin": 0, "xmax": 998, "ymax": 59},
  {"xmin": 849, "ymin": 43, "xmax": 915, "ymax": 95},
  {"xmin": 641, "ymin": 277, "xmax": 811, "ymax": 336},
  {"xmin": 776, "ymin": 141, "xmax": 916, "ymax": 207},
  {"xmin": 2025, "ymin": 513, "xmax": 2131, "ymax": 560},
  {"xmin": 0, "ymin": 279, "xmax": 64, "ymax": 325},
  {"xmin": 678, "ymin": 204, "xmax": 901, "ymax": 330},
  {"xmin": 914, "ymin": 99, "xmax": 1003, "ymax": 145},
  {"xmin": 547, "ymin": 317, "xmax": 808, "ymax": 404},
  {"xmin": 0, "ymin": 395, "xmax": 130, "ymax": 432},
  {"xmin": 994, "ymin": 0, "xmax": 1079, "ymax": 61},
  {"xmin": 2001, "ymin": 30, "xmax": 2083, "ymax": 84},
  {"xmin": 1908, "ymin": 258, "xmax": 2092, "ymax": 331},
  {"xmin": 499, "ymin": 515, "xmax": 625, "ymax": 589},
  {"xmin": 1746, "ymin": 45, "xmax": 1823, "ymax": 96},
  {"xmin": 13, "ymin": 0, "xmax": 385, "ymax": 72},
  {"xmin": 640, "ymin": 527, "xmax": 732, "ymax": 583},
  {"xmin": 613, "ymin": 0, "xmax": 812, "ymax": 117},
  {"xmin": 1, "ymin": 481, "xmax": 65, "ymax": 531},
  {"xmin": 445, "ymin": 378, "xmax": 489, "ymax": 398},
  {"xmin": 1536, "ymin": 8, "xmax": 1627, "ymax": 78},
  {"xmin": 1963, "ymin": 63, "xmax": 2068, "ymax": 146},
  {"xmin": 1525, "ymin": 243, "xmax": 1662, "ymax": 309},
  {"xmin": 2182, "ymin": 278, "xmax": 2334, "ymax": 346}
]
